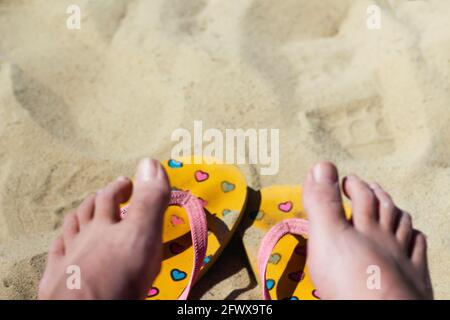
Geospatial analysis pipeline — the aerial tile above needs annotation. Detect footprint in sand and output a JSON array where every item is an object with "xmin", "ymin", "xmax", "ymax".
[
  {"xmin": 0, "ymin": 62, "xmax": 128, "ymax": 241},
  {"xmin": 160, "ymin": 0, "xmax": 208, "ymax": 37},
  {"xmin": 7, "ymin": 64, "xmax": 81, "ymax": 145},
  {"xmin": 304, "ymin": 96, "xmax": 395, "ymax": 159},
  {"xmin": 241, "ymin": 0, "xmax": 353, "ymax": 111},
  {"xmin": 82, "ymin": 0, "xmax": 131, "ymax": 42},
  {"xmin": 241, "ymin": 0, "xmax": 430, "ymax": 160}
]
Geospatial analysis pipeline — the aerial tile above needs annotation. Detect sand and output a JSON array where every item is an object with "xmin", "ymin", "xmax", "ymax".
[{"xmin": 0, "ymin": 0, "xmax": 449, "ymax": 299}]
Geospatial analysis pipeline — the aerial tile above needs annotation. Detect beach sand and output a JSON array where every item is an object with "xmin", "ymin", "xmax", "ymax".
[{"xmin": 0, "ymin": 0, "xmax": 449, "ymax": 299}]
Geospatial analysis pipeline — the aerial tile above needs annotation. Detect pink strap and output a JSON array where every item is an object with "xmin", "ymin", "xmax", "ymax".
[
  {"xmin": 257, "ymin": 218, "xmax": 309, "ymax": 300},
  {"xmin": 120, "ymin": 190, "xmax": 208, "ymax": 300}
]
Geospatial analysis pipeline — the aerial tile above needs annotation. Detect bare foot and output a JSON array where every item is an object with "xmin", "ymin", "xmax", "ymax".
[
  {"xmin": 303, "ymin": 162, "xmax": 433, "ymax": 300},
  {"xmin": 38, "ymin": 159, "xmax": 170, "ymax": 300}
]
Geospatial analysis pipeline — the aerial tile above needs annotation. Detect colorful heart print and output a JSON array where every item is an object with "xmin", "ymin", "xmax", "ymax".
[
  {"xmin": 312, "ymin": 289, "xmax": 320, "ymax": 299},
  {"xmin": 169, "ymin": 242, "xmax": 184, "ymax": 255},
  {"xmin": 294, "ymin": 244, "xmax": 307, "ymax": 256},
  {"xmin": 269, "ymin": 253, "xmax": 281, "ymax": 265},
  {"xmin": 168, "ymin": 159, "xmax": 183, "ymax": 168},
  {"xmin": 266, "ymin": 279, "xmax": 275, "ymax": 290},
  {"xmin": 288, "ymin": 271, "xmax": 305, "ymax": 282},
  {"xmin": 148, "ymin": 287, "xmax": 159, "ymax": 297},
  {"xmin": 222, "ymin": 209, "xmax": 237, "ymax": 217},
  {"xmin": 250, "ymin": 210, "xmax": 264, "ymax": 221},
  {"xmin": 278, "ymin": 201, "xmax": 293, "ymax": 213},
  {"xmin": 203, "ymin": 255, "xmax": 212, "ymax": 265},
  {"xmin": 195, "ymin": 170, "xmax": 209, "ymax": 182},
  {"xmin": 170, "ymin": 269, "xmax": 187, "ymax": 281},
  {"xmin": 221, "ymin": 181, "xmax": 235, "ymax": 193},
  {"xmin": 170, "ymin": 214, "xmax": 185, "ymax": 226}
]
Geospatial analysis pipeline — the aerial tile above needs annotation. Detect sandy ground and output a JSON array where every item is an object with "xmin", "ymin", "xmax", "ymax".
[{"xmin": 0, "ymin": 0, "xmax": 450, "ymax": 299}]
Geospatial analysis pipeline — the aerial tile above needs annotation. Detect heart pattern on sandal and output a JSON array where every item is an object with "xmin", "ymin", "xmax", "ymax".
[
  {"xmin": 195, "ymin": 170, "xmax": 209, "ymax": 182},
  {"xmin": 294, "ymin": 244, "xmax": 307, "ymax": 256},
  {"xmin": 169, "ymin": 242, "xmax": 185, "ymax": 255},
  {"xmin": 269, "ymin": 253, "xmax": 281, "ymax": 265},
  {"xmin": 148, "ymin": 287, "xmax": 159, "ymax": 297},
  {"xmin": 170, "ymin": 214, "xmax": 185, "ymax": 226},
  {"xmin": 221, "ymin": 181, "xmax": 235, "ymax": 193},
  {"xmin": 168, "ymin": 159, "xmax": 183, "ymax": 169},
  {"xmin": 144, "ymin": 157, "xmax": 246, "ymax": 300},
  {"xmin": 222, "ymin": 209, "xmax": 235, "ymax": 216},
  {"xmin": 278, "ymin": 201, "xmax": 293, "ymax": 213},
  {"xmin": 312, "ymin": 289, "xmax": 320, "ymax": 299},
  {"xmin": 288, "ymin": 271, "xmax": 305, "ymax": 282},
  {"xmin": 266, "ymin": 279, "xmax": 275, "ymax": 290},
  {"xmin": 203, "ymin": 255, "xmax": 212, "ymax": 265},
  {"xmin": 170, "ymin": 269, "xmax": 187, "ymax": 281},
  {"xmin": 250, "ymin": 210, "xmax": 264, "ymax": 221}
]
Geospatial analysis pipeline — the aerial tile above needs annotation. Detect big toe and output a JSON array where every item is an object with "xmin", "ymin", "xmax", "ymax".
[
  {"xmin": 126, "ymin": 158, "xmax": 171, "ymax": 232},
  {"xmin": 303, "ymin": 162, "xmax": 348, "ymax": 234}
]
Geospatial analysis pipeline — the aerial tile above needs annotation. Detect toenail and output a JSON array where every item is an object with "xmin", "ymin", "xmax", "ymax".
[
  {"xmin": 136, "ymin": 158, "xmax": 157, "ymax": 182},
  {"xmin": 369, "ymin": 183, "xmax": 379, "ymax": 190},
  {"xmin": 313, "ymin": 163, "xmax": 337, "ymax": 183},
  {"xmin": 381, "ymin": 201, "xmax": 390, "ymax": 208},
  {"xmin": 97, "ymin": 189, "xmax": 104, "ymax": 195},
  {"xmin": 346, "ymin": 174, "xmax": 358, "ymax": 181},
  {"xmin": 117, "ymin": 176, "xmax": 129, "ymax": 182}
]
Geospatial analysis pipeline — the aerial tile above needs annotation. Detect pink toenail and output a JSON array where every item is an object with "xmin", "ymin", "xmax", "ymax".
[
  {"xmin": 381, "ymin": 202, "xmax": 390, "ymax": 208},
  {"xmin": 369, "ymin": 182, "xmax": 380, "ymax": 190},
  {"xmin": 313, "ymin": 163, "xmax": 337, "ymax": 183},
  {"xmin": 136, "ymin": 158, "xmax": 157, "ymax": 182}
]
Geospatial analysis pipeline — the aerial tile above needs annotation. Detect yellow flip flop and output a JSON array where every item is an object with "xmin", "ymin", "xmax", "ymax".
[
  {"xmin": 241, "ymin": 186, "xmax": 350, "ymax": 300},
  {"xmin": 120, "ymin": 156, "xmax": 247, "ymax": 300}
]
